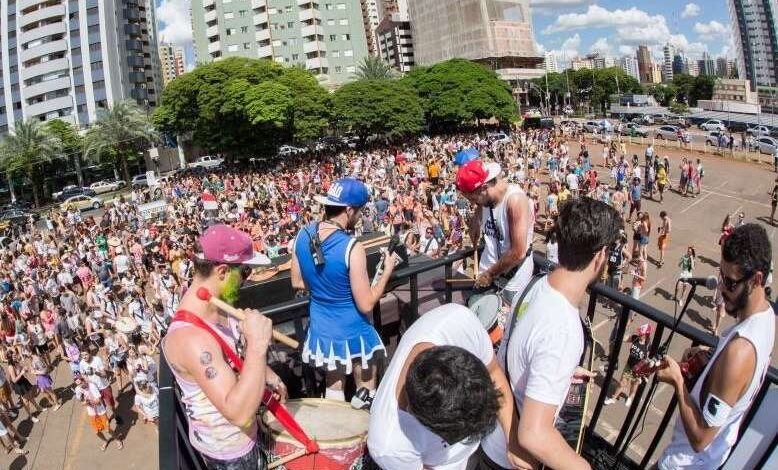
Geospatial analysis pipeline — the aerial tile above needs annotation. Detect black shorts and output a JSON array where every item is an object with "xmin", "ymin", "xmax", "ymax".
[
  {"xmin": 33, "ymin": 343, "xmax": 48, "ymax": 355},
  {"xmin": 467, "ymin": 446, "xmax": 511, "ymax": 470}
]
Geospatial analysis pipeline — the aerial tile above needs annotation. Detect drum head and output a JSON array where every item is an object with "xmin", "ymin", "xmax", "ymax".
[
  {"xmin": 468, "ymin": 293, "xmax": 501, "ymax": 330},
  {"xmin": 265, "ymin": 399, "xmax": 368, "ymax": 447}
]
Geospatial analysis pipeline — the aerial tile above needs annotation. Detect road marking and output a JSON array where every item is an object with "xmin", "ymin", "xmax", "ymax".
[
  {"xmin": 715, "ymin": 180, "xmax": 729, "ymax": 189},
  {"xmin": 63, "ymin": 409, "xmax": 88, "ymax": 470},
  {"xmin": 639, "ymin": 277, "xmax": 667, "ymax": 299},
  {"xmin": 700, "ymin": 189, "xmax": 771, "ymax": 208},
  {"xmin": 680, "ymin": 193, "xmax": 712, "ymax": 214}
]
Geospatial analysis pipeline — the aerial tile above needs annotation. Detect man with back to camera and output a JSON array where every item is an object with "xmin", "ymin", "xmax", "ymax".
[
  {"xmin": 655, "ymin": 224, "xmax": 775, "ymax": 469},
  {"xmin": 475, "ymin": 198, "xmax": 622, "ymax": 470},
  {"xmin": 163, "ymin": 225, "xmax": 287, "ymax": 470},
  {"xmin": 367, "ymin": 303, "xmax": 533, "ymax": 470},
  {"xmin": 456, "ymin": 160, "xmax": 534, "ymax": 306}
]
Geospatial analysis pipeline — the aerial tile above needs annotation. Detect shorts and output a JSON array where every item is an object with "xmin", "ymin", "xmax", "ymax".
[
  {"xmin": 33, "ymin": 343, "xmax": 48, "ymax": 355},
  {"xmin": 204, "ymin": 441, "xmax": 265, "ymax": 470},
  {"xmin": 89, "ymin": 413, "xmax": 110, "ymax": 433},
  {"xmin": 11, "ymin": 377, "xmax": 33, "ymax": 396},
  {"xmin": 630, "ymin": 200, "xmax": 642, "ymax": 213},
  {"xmin": 639, "ymin": 236, "xmax": 649, "ymax": 246},
  {"xmin": 679, "ymin": 271, "xmax": 692, "ymax": 280},
  {"xmin": 100, "ymin": 386, "xmax": 115, "ymax": 409},
  {"xmin": 658, "ymin": 234, "xmax": 669, "ymax": 250},
  {"xmin": 621, "ymin": 367, "xmax": 640, "ymax": 383},
  {"xmin": 36, "ymin": 374, "xmax": 53, "ymax": 390}
]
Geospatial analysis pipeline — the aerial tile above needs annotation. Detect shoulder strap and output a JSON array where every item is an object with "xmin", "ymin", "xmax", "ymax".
[
  {"xmin": 503, "ymin": 274, "xmax": 546, "ymax": 387},
  {"xmin": 172, "ymin": 310, "xmax": 243, "ymax": 372}
]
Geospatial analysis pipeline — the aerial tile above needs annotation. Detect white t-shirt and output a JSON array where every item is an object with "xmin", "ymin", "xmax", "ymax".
[
  {"xmin": 566, "ymin": 172, "xmax": 579, "ymax": 190},
  {"xmin": 76, "ymin": 382, "xmax": 106, "ymax": 416},
  {"xmin": 367, "ymin": 304, "xmax": 494, "ymax": 470},
  {"xmin": 134, "ymin": 386, "xmax": 160, "ymax": 418},
  {"xmin": 482, "ymin": 277, "xmax": 584, "ymax": 467},
  {"xmin": 114, "ymin": 254, "xmax": 130, "ymax": 274},
  {"xmin": 420, "ymin": 236, "xmax": 439, "ymax": 256},
  {"xmin": 79, "ymin": 355, "xmax": 111, "ymax": 390}
]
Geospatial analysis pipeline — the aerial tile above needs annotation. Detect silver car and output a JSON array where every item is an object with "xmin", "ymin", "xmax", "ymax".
[
  {"xmin": 655, "ymin": 125, "xmax": 680, "ymax": 141},
  {"xmin": 582, "ymin": 121, "xmax": 600, "ymax": 133},
  {"xmin": 757, "ymin": 136, "xmax": 778, "ymax": 155},
  {"xmin": 747, "ymin": 125, "xmax": 772, "ymax": 137}
]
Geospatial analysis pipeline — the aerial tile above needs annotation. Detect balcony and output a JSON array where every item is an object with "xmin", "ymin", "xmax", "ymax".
[
  {"xmin": 251, "ymin": 0, "xmax": 265, "ymax": 9},
  {"xmin": 22, "ymin": 76, "xmax": 71, "ymax": 100},
  {"xmin": 20, "ymin": 38, "xmax": 67, "ymax": 63},
  {"xmin": 204, "ymin": 9, "xmax": 217, "ymax": 23},
  {"xmin": 19, "ymin": 20, "xmax": 66, "ymax": 45},
  {"xmin": 127, "ymin": 55, "xmax": 145, "ymax": 67},
  {"xmin": 206, "ymin": 24, "xmax": 219, "ymax": 38},
  {"xmin": 298, "ymin": 8, "xmax": 321, "ymax": 23},
  {"xmin": 255, "ymin": 29, "xmax": 271, "ymax": 42},
  {"xmin": 207, "ymin": 41, "xmax": 221, "ymax": 54},
  {"xmin": 305, "ymin": 56, "xmax": 328, "ymax": 70},
  {"xmin": 297, "ymin": 0, "xmax": 313, "ymax": 6},
  {"xmin": 254, "ymin": 11, "xmax": 270, "ymax": 26},
  {"xmin": 20, "ymin": 56, "xmax": 69, "ymax": 82},
  {"xmin": 302, "ymin": 40, "xmax": 325, "ymax": 54},
  {"xmin": 19, "ymin": 3, "xmax": 66, "ymax": 29},
  {"xmin": 129, "ymin": 71, "xmax": 146, "ymax": 83},
  {"xmin": 25, "ymin": 95, "xmax": 73, "ymax": 119},
  {"xmin": 126, "ymin": 39, "xmax": 143, "ymax": 51},
  {"xmin": 300, "ymin": 24, "xmax": 324, "ymax": 38},
  {"xmin": 256, "ymin": 45, "xmax": 273, "ymax": 59},
  {"xmin": 203, "ymin": 0, "xmax": 215, "ymax": 7},
  {"xmin": 124, "ymin": 23, "xmax": 142, "ymax": 36}
]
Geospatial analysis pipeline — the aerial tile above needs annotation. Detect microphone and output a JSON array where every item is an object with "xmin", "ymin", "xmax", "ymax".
[
  {"xmin": 678, "ymin": 275, "xmax": 718, "ymax": 290},
  {"xmin": 386, "ymin": 235, "xmax": 401, "ymax": 257},
  {"xmin": 371, "ymin": 235, "xmax": 402, "ymax": 286}
]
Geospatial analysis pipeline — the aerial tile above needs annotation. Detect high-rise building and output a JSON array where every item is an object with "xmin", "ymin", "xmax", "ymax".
[
  {"xmin": 375, "ymin": 9, "xmax": 414, "ymax": 73},
  {"xmin": 686, "ymin": 59, "xmax": 700, "ymax": 77},
  {"xmin": 715, "ymin": 57, "xmax": 728, "ymax": 77},
  {"xmin": 544, "ymin": 51, "xmax": 558, "ymax": 73},
  {"xmin": 729, "ymin": 0, "xmax": 778, "ymax": 89},
  {"xmin": 650, "ymin": 63, "xmax": 663, "ymax": 84},
  {"xmin": 672, "ymin": 53, "xmax": 686, "ymax": 76},
  {"xmin": 698, "ymin": 52, "xmax": 716, "ymax": 76},
  {"xmin": 662, "ymin": 43, "xmax": 675, "ymax": 82},
  {"xmin": 359, "ymin": 0, "xmax": 380, "ymax": 55},
  {"xmin": 407, "ymin": 0, "xmax": 544, "ymax": 84},
  {"xmin": 570, "ymin": 53, "xmax": 606, "ymax": 71},
  {"xmin": 159, "ymin": 44, "xmax": 186, "ymax": 86},
  {"xmin": 0, "ymin": 0, "xmax": 163, "ymax": 134},
  {"xmin": 636, "ymin": 45, "xmax": 652, "ymax": 83},
  {"xmin": 617, "ymin": 56, "xmax": 640, "ymax": 81},
  {"xmin": 191, "ymin": 0, "xmax": 371, "ymax": 86}
]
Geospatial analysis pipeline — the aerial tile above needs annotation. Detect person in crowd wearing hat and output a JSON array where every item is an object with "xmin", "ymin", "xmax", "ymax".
[
  {"xmin": 456, "ymin": 159, "xmax": 535, "ymax": 306},
  {"xmin": 132, "ymin": 374, "xmax": 159, "ymax": 426},
  {"xmin": 291, "ymin": 177, "xmax": 397, "ymax": 407},
  {"xmin": 367, "ymin": 303, "xmax": 531, "ymax": 470},
  {"xmin": 604, "ymin": 324, "xmax": 653, "ymax": 407},
  {"xmin": 477, "ymin": 198, "xmax": 621, "ymax": 470},
  {"xmin": 163, "ymin": 224, "xmax": 286, "ymax": 470}
]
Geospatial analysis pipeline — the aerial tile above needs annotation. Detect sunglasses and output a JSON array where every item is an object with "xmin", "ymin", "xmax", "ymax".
[{"xmin": 719, "ymin": 270, "xmax": 752, "ymax": 292}]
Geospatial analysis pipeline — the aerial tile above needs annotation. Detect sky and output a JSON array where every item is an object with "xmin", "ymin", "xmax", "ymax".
[{"xmin": 155, "ymin": 0, "xmax": 735, "ymax": 70}]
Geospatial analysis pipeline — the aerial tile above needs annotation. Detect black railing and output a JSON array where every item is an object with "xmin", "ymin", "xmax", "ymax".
[{"xmin": 159, "ymin": 250, "xmax": 777, "ymax": 469}]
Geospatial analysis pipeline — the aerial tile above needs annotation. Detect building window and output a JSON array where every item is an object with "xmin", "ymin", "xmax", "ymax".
[
  {"xmin": 270, "ymin": 23, "xmax": 277, "ymax": 30},
  {"xmin": 228, "ymin": 44, "xmax": 239, "ymax": 52},
  {"xmin": 224, "ymin": 12, "xmax": 234, "ymax": 19},
  {"xmin": 339, "ymin": 18, "xmax": 348, "ymax": 25},
  {"xmin": 244, "ymin": 42, "xmax": 251, "ymax": 50},
  {"xmin": 226, "ymin": 28, "xmax": 236, "ymax": 35},
  {"xmin": 239, "ymin": 10, "xmax": 246, "ymax": 17},
  {"xmin": 341, "ymin": 34, "xmax": 350, "ymax": 41},
  {"xmin": 287, "ymin": 21, "xmax": 294, "ymax": 28},
  {"xmin": 292, "ymin": 53, "xmax": 299, "ymax": 60},
  {"xmin": 285, "ymin": 5, "xmax": 292, "ymax": 12},
  {"xmin": 329, "ymin": 34, "xmax": 337, "ymax": 41},
  {"xmin": 268, "ymin": 7, "xmax": 278, "ymax": 14},
  {"xmin": 92, "ymin": 80, "xmax": 105, "ymax": 90},
  {"xmin": 346, "ymin": 65, "xmax": 355, "ymax": 73},
  {"xmin": 331, "ymin": 50, "xmax": 340, "ymax": 57},
  {"xmin": 344, "ymin": 49, "xmax": 353, "ymax": 57},
  {"xmin": 325, "ymin": 3, "xmax": 333, "ymax": 10},
  {"xmin": 288, "ymin": 38, "xmax": 296, "ymax": 45},
  {"xmin": 241, "ymin": 26, "xmax": 248, "ymax": 33},
  {"xmin": 336, "ymin": 3, "xmax": 346, "ymax": 9},
  {"xmin": 335, "ymin": 66, "xmax": 342, "ymax": 73},
  {"xmin": 272, "ymin": 39, "xmax": 282, "ymax": 46}
]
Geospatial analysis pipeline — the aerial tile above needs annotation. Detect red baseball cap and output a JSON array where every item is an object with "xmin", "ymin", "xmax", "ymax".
[
  {"xmin": 197, "ymin": 224, "xmax": 271, "ymax": 266},
  {"xmin": 455, "ymin": 160, "xmax": 501, "ymax": 193}
]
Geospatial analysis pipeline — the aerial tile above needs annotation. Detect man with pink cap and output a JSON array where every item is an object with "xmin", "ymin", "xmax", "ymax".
[{"xmin": 162, "ymin": 224, "xmax": 286, "ymax": 470}]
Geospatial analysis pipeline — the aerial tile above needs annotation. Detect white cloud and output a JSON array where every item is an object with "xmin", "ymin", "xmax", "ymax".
[
  {"xmin": 157, "ymin": 0, "xmax": 193, "ymax": 46},
  {"xmin": 681, "ymin": 3, "xmax": 701, "ymax": 19},
  {"xmin": 618, "ymin": 45, "xmax": 635, "ymax": 56},
  {"xmin": 559, "ymin": 33, "xmax": 581, "ymax": 60},
  {"xmin": 535, "ymin": 41, "xmax": 547, "ymax": 54},
  {"xmin": 543, "ymin": 5, "xmax": 662, "ymax": 34},
  {"xmin": 590, "ymin": 37, "xmax": 611, "ymax": 56},
  {"xmin": 694, "ymin": 20, "xmax": 729, "ymax": 39}
]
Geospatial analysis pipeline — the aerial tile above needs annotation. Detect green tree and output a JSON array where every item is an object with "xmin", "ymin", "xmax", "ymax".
[
  {"xmin": 84, "ymin": 101, "xmax": 158, "ymax": 182},
  {"xmin": 355, "ymin": 56, "xmax": 396, "ymax": 80},
  {"xmin": 45, "ymin": 119, "xmax": 86, "ymax": 186},
  {"xmin": 0, "ymin": 119, "xmax": 61, "ymax": 207},
  {"xmin": 670, "ymin": 74, "xmax": 715, "ymax": 106},
  {"xmin": 152, "ymin": 57, "xmax": 330, "ymax": 159},
  {"xmin": 402, "ymin": 59, "xmax": 517, "ymax": 130},
  {"xmin": 332, "ymin": 79, "xmax": 423, "ymax": 141}
]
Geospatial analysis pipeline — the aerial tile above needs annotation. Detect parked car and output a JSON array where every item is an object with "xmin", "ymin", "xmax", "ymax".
[
  {"xmin": 53, "ymin": 185, "xmax": 96, "ymax": 202},
  {"xmin": 700, "ymin": 120, "xmax": 726, "ymax": 132},
  {"xmin": 0, "ymin": 209, "xmax": 37, "ymax": 226},
  {"xmin": 522, "ymin": 117, "xmax": 555, "ymax": 131},
  {"xmin": 655, "ymin": 125, "xmax": 681, "ymax": 140},
  {"xmin": 619, "ymin": 123, "xmax": 649, "ymax": 138},
  {"xmin": 705, "ymin": 130, "xmax": 726, "ymax": 147},
  {"xmin": 666, "ymin": 116, "xmax": 689, "ymax": 128},
  {"xmin": 52, "ymin": 185, "xmax": 78, "ymax": 201},
  {"xmin": 61, "ymin": 195, "xmax": 103, "ymax": 212},
  {"xmin": 90, "ymin": 179, "xmax": 125, "ymax": 194},
  {"xmin": 277, "ymin": 145, "xmax": 306, "ymax": 157},
  {"xmin": 1, "ymin": 200, "xmax": 32, "ymax": 212},
  {"xmin": 131, "ymin": 174, "xmax": 149, "ymax": 188},
  {"xmin": 559, "ymin": 120, "xmax": 579, "ymax": 129},
  {"xmin": 486, "ymin": 131, "xmax": 512, "ymax": 143},
  {"xmin": 747, "ymin": 125, "xmax": 772, "ymax": 137},
  {"xmin": 651, "ymin": 114, "xmax": 670, "ymax": 124},
  {"xmin": 637, "ymin": 115, "xmax": 654, "ymax": 125},
  {"xmin": 757, "ymin": 136, "xmax": 778, "ymax": 155},
  {"xmin": 189, "ymin": 155, "xmax": 225, "ymax": 169},
  {"xmin": 582, "ymin": 120, "xmax": 600, "ymax": 133}
]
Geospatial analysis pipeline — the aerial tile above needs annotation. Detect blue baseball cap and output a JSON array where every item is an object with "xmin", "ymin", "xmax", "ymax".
[{"xmin": 314, "ymin": 178, "xmax": 370, "ymax": 208}]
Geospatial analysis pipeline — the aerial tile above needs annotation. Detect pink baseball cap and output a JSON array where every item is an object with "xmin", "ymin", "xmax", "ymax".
[
  {"xmin": 637, "ymin": 323, "xmax": 653, "ymax": 336},
  {"xmin": 197, "ymin": 224, "xmax": 271, "ymax": 266}
]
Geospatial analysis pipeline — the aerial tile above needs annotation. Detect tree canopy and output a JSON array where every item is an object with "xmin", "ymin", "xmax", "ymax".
[
  {"xmin": 355, "ymin": 56, "xmax": 396, "ymax": 80},
  {"xmin": 332, "ymin": 79, "xmax": 423, "ymax": 140},
  {"xmin": 0, "ymin": 119, "xmax": 61, "ymax": 206},
  {"xmin": 531, "ymin": 67, "xmax": 642, "ymax": 114},
  {"xmin": 152, "ymin": 57, "xmax": 331, "ymax": 158},
  {"xmin": 402, "ymin": 59, "xmax": 518, "ymax": 130}
]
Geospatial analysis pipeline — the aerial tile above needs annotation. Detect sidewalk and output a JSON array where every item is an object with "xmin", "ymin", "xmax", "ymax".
[{"xmin": 0, "ymin": 359, "xmax": 158, "ymax": 470}]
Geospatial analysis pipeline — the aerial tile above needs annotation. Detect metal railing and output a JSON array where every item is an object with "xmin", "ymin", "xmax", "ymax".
[{"xmin": 159, "ymin": 250, "xmax": 777, "ymax": 469}]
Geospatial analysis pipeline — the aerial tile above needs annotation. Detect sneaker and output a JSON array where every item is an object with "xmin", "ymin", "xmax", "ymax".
[
  {"xmin": 31, "ymin": 417, "xmax": 39, "ymax": 423},
  {"xmin": 604, "ymin": 398, "xmax": 616, "ymax": 405},
  {"xmin": 625, "ymin": 398, "xmax": 633, "ymax": 407},
  {"xmin": 350, "ymin": 387, "xmax": 373, "ymax": 412},
  {"xmin": 13, "ymin": 448, "xmax": 28, "ymax": 455}
]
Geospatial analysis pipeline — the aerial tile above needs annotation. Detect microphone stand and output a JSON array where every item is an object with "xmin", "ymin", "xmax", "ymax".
[{"xmin": 612, "ymin": 281, "xmax": 698, "ymax": 468}]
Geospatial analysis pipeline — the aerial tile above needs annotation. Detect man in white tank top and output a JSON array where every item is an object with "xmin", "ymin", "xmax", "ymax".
[
  {"xmin": 657, "ymin": 224, "xmax": 776, "ymax": 469},
  {"xmin": 456, "ymin": 160, "xmax": 534, "ymax": 305}
]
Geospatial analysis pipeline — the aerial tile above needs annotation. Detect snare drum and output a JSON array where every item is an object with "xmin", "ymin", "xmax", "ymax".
[
  {"xmin": 263, "ymin": 399, "xmax": 369, "ymax": 470},
  {"xmin": 115, "ymin": 316, "xmax": 138, "ymax": 334},
  {"xmin": 468, "ymin": 293, "xmax": 504, "ymax": 346}
]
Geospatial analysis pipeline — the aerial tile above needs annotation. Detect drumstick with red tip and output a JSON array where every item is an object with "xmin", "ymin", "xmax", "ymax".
[{"xmin": 196, "ymin": 287, "xmax": 300, "ymax": 349}]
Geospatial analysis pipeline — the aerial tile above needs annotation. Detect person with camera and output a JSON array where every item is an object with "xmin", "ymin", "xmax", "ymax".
[
  {"xmin": 163, "ymin": 224, "xmax": 285, "ymax": 470},
  {"xmin": 656, "ymin": 224, "xmax": 775, "ymax": 469},
  {"xmin": 291, "ymin": 178, "xmax": 397, "ymax": 406},
  {"xmin": 78, "ymin": 347, "xmax": 120, "ymax": 424},
  {"xmin": 456, "ymin": 160, "xmax": 534, "ymax": 306},
  {"xmin": 74, "ymin": 376, "xmax": 123, "ymax": 451}
]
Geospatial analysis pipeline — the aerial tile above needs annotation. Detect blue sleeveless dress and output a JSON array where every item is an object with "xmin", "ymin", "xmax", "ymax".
[{"xmin": 295, "ymin": 223, "xmax": 385, "ymax": 373}]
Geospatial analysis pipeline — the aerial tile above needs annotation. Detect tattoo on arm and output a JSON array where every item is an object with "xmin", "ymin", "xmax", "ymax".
[
  {"xmin": 205, "ymin": 366, "xmax": 217, "ymax": 380},
  {"xmin": 199, "ymin": 351, "xmax": 213, "ymax": 366}
]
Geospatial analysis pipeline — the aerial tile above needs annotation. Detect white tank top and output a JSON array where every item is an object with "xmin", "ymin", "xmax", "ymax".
[
  {"xmin": 659, "ymin": 307, "xmax": 775, "ymax": 469},
  {"xmin": 479, "ymin": 184, "xmax": 535, "ymax": 292}
]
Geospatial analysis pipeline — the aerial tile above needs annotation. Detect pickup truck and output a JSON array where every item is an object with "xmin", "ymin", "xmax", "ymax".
[{"xmin": 188, "ymin": 155, "xmax": 224, "ymax": 169}]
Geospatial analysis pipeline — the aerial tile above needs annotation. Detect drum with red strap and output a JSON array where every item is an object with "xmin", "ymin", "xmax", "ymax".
[{"xmin": 264, "ymin": 399, "xmax": 369, "ymax": 470}]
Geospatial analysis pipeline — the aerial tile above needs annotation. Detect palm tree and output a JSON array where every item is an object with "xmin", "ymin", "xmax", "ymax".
[
  {"xmin": 0, "ymin": 119, "xmax": 61, "ymax": 207},
  {"xmin": 355, "ymin": 56, "xmax": 396, "ymax": 80},
  {"xmin": 83, "ymin": 101, "xmax": 159, "ymax": 182}
]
